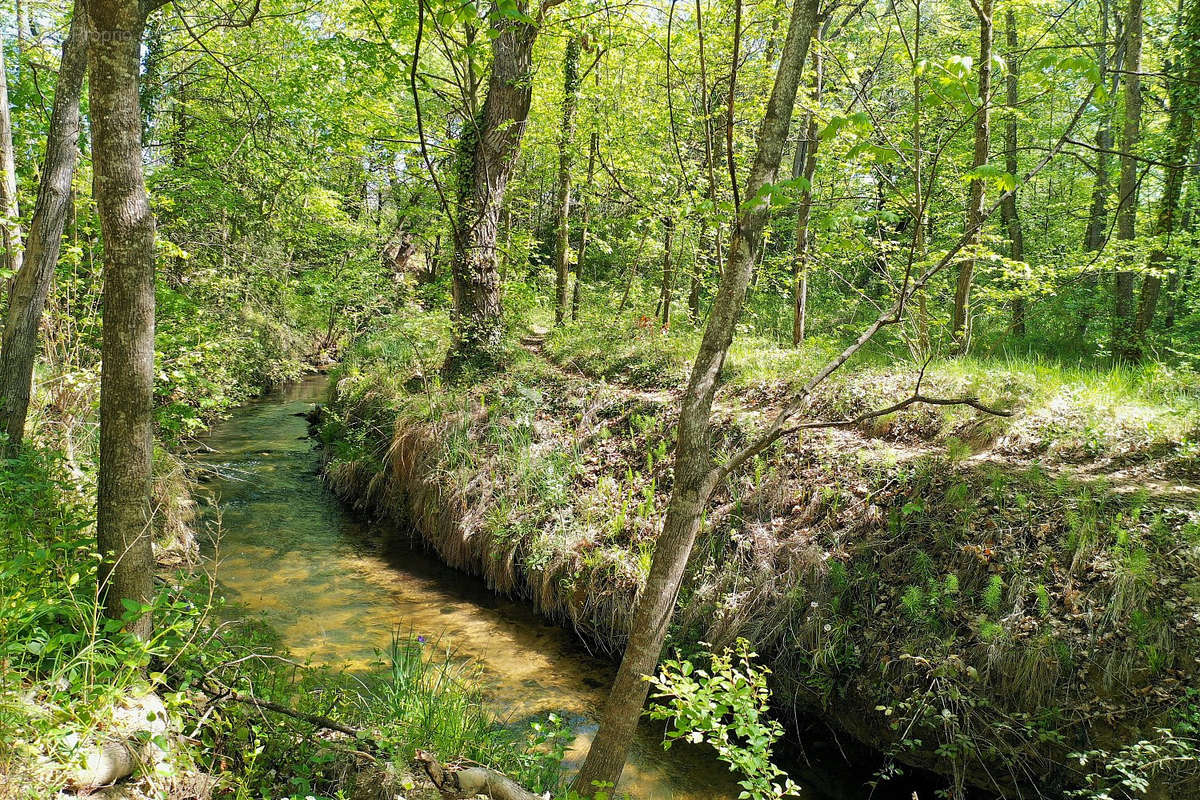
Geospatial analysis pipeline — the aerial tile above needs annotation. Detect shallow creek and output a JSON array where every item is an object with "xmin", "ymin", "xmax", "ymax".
[{"xmin": 196, "ymin": 375, "xmax": 848, "ymax": 799}]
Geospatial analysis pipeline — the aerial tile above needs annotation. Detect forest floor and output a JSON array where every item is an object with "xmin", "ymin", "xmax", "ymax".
[{"xmin": 319, "ymin": 304, "xmax": 1200, "ymax": 799}]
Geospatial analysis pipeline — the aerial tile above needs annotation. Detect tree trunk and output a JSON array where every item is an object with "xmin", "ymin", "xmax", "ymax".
[
  {"xmin": 791, "ymin": 44, "xmax": 823, "ymax": 346},
  {"xmin": 1084, "ymin": 0, "xmax": 1116, "ymax": 253},
  {"xmin": 692, "ymin": 0, "xmax": 718, "ymax": 322},
  {"xmin": 553, "ymin": 37, "xmax": 581, "ymax": 327},
  {"xmin": 657, "ymin": 217, "xmax": 675, "ymax": 328},
  {"xmin": 0, "ymin": 0, "xmax": 88, "ymax": 450},
  {"xmin": 89, "ymin": 0, "xmax": 157, "ymax": 641},
  {"xmin": 1001, "ymin": 7, "xmax": 1026, "ymax": 337},
  {"xmin": 572, "ymin": 0, "xmax": 821, "ymax": 789},
  {"xmin": 1076, "ymin": 0, "xmax": 1116, "ymax": 343},
  {"xmin": 951, "ymin": 0, "xmax": 994, "ymax": 353},
  {"xmin": 1133, "ymin": 0, "xmax": 1198, "ymax": 340},
  {"xmin": 446, "ymin": 5, "xmax": 543, "ymax": 372},
  {"xmin": 1166, "ymin": 144, "xmax": 1200, "ymax": 328},
  {"xmin": 571, "ymin": 130, "xmax": 597, "ymax": 321},
  {"xmin": 1113, "ymin": 0, "xmax": 1143, "ymax": 360},
  {"xmin": 0, "ymin": 34, "xmax": 23, "ymax": 284}
]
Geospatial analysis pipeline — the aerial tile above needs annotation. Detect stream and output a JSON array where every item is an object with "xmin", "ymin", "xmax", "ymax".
[{"xmin": 196, "ymin": 375, "xmax": 862, "ymax": 799}]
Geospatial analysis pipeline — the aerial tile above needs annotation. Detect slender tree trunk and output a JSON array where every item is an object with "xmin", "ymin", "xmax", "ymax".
[
  {"xmin": 1077, "ymin": 0, "xmax": 1117, "ymax": 343},
  {"xmin": 1113, "ymin": 0, "xmax": 1143, "ymax": 360},
  {"xmin": 573, "ymin": 0, "xmax": 820, "ymax": 789},
  {"xmin": 553, "ymin": 37, "xmax": 581, "ymax": 326},
  {"xmin": 791, "ymin": 43, "xmax": 823, "ymax": 345},
  {"xmin": 1084, "ymin": 0, "xmax": 1115, "ymax": 253},
  {"xmin": 657, "ymin": 217, "xmax": 675, "ymax": 328},
  {"xmin": 571, "ymin": 130, "xmax": 597, "ymax": 321},
  {"xmin": 0, "ymin": 35, "xmax": 23, "ymax": 283},
  {"xmin": 447, "ymin": 5, "xmax": 544, "ymax": 372},
  {"xmin": 0, "ymin": 0, "xmax": 88, "ymax": 449},
  {"xmin": 89, "ymin": 0, "xmax": 157, "ymax": 641},
  {"xmin": 692, "ymin": 0, "xmax": 718, "ymax": 322},
  {"xmin": 952, "ymin": 0, "xmax": 994, "ymax": 353},
  {"xmin": 1133, "ymin": 0, "xmax": 1198, "ymax": 339},
  {"xmin": 1166, "ymin": 145, "xmax": 1200, "ymax": 328},
  {"xmin": 1001, "ymin": 7, "xmax": 1026, "ymax": 337}
]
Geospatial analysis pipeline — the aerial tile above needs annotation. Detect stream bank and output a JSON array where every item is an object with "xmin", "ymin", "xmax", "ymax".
[
  {"xmin": 198, "ymin": 375, "xmax": 770, "ymax": 799},
  {"xmin": 317, "ymin": 317, "xmax": 1200, "ymax": 799}
]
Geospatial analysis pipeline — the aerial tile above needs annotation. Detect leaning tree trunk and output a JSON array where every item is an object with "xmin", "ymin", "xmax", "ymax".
[
  {"xmin": 0, "ymin": 34, "xmax": 23, "ymax": 283},
  {"xmin": 572, "ymin": 0, "xmax": 821, "ymax": 790},
  {"xmin": 89, "ymin": 0, "xmax": 158, "ymax": 641},
  {"xmin": 1113, "ymin": 0, "xmax": 1143, "ymax": 360},
  {"xmin": 951, "ymin": 0, "xmax": 994, "ymax": 353},
  {"xmin": 553, "ymin": 37, "xmax": 581, "ymax": 327},
  {"xmin": 791, "ymin": 42, "xmax": 823, "ymax": 345},
  {"xmin": 1000, "ymin": 8, "xmax": 1026, "ymax": 337},
  {"xmin": 447, "ymin": 4, "xmax": 544, "ymax": 372},
  {"xmin": 0, "ymin": 0, "xmax": 88, "ymax": 450},
  {"xmin": 1133, "ymin": 0, "xmax": 1198, "ymax": 339}
]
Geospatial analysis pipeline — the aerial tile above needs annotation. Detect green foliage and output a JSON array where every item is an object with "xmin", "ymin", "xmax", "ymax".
[{"xmin": 647, "ymin": 640, "xmax": 800, "ymax": 800}]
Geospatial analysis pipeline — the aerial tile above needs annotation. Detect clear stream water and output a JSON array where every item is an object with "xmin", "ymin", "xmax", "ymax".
[{"xmin": 196, "ymin": 376, "xmax": 904, "ymax": 799}]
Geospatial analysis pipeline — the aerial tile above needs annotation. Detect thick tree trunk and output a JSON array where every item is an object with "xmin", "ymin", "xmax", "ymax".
[
  {"xmin": 791, "ymin": 44, "xmax": 823, "ymax": 346},
  {"xmin": 0, "ymin": 35, "xmax": 23, "ymax": 283},
  {"xmin": 1001, "ymin": 8, "xmax": 1026, "ymax": 337},
  {"xmin": 1133, "ymin": 0, "xmax": 1198, "ymax": 340},
  {"xmin": 1113, "ymin": 0, "xmax": 1143, "ymax": 360},
  {"xmin": 0, "ymin": 1, "xmax": 88, "ymax": 449},
  {"xmin": 447, "ymin": 7, "xmax": 544, "ymax": 372},
  {"xmin": 951, "ymin": 0, "xmax": 994, "ymax": 353},
  {"xmin": 553, "ymin": 37, "xmax": 581, "ymax": 327},
  {"xmin": 89, "ymin": 0, "xmax": 157, "ymax": 641},
  {"xmin": 572, "ymin": 0, "xmax": 820, "ymax": 789}
]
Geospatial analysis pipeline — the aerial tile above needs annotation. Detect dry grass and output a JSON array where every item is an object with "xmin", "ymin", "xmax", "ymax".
[{"xmin": 319, "ymin": 316, "xmax": 1200, "ymax": 798}]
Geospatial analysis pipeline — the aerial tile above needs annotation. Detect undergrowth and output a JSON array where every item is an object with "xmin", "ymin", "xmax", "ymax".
[{"xmin": 0, "ymin": 441, "xmax": 568, "ymax": 799}]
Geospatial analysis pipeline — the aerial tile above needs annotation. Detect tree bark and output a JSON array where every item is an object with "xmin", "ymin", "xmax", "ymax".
[
  {"xmin": 0, "ymin": 0, "xmax": 88, "ymax": 449},
  {"xmin": 89, "ymin": 0, "xmax": 157, "ymax": 641},
  {"xmin": 1133, "ymin": 0, "xmax": 1198, "ymax": 340},
  {"xmin": 1001, "ymin": 7, "xmax": 1026, "ymax": 337},
  {"xmin": 446, "ymin": 4, "xmax": 544, "ymax": 372},
  {"xmin": 553, "ymin": 37, "xmax": 581, "ymax": 327},
  {"xmin": 1113, "ymin": 0, "xmax": 1143, "ymax": 360},
  {"xmin": 573, "ymin": 0, "xmax": 821, "ymax": 789},
  {"xmin": 0, "ymin": 34, "xmax": 23, "ymax": 284},
  {"xmin": 791, "ymin": 43, "xmax": 823, "ymax": 345},
  {"xmin": 951, "ymin": 0, "xmax": 994, "ymax": 353}
]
